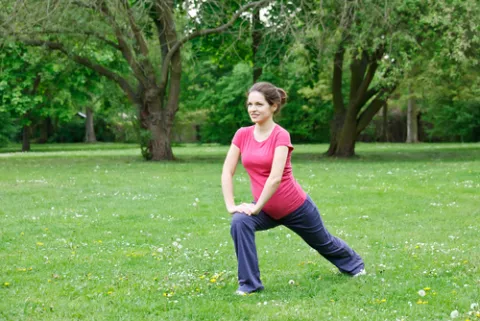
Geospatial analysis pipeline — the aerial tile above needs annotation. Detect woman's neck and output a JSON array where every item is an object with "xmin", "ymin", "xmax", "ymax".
[{"xmin": 255, "ymin": 119, "xmax": 276, "ymax": 133}]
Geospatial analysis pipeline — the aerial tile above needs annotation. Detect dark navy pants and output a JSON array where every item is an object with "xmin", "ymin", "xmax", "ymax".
[{"xmin": 230, "ymin": 195, "xmax": 364, "ymax": 293}]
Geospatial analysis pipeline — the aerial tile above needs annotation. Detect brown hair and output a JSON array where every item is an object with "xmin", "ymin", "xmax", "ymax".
[{"xmin": 248, "ymin": 82, "xmax": 287, "ymax": 114}]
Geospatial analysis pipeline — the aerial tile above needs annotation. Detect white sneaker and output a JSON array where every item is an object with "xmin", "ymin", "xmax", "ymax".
[
  {"xmin": 235, "ymin": 290, "xmax": 248, "ymax": 296},
  {"xmin": 352, "ymin": 269, "xmax": 367, "ymax": 277}
]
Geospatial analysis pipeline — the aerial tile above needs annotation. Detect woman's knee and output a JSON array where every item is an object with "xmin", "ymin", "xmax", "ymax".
[{"xmin": 231, "ymin": 213, "xmax": 253, "ymax": 231}]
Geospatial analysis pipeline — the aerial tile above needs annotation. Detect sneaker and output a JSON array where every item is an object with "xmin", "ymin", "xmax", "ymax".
[
  {"xmin": 352, "ymin": 269, "xmax": 366, "ymax": 277},
  {"xmin": 235, "ymin": 290, "xmax": 248, "ymax": 296}
]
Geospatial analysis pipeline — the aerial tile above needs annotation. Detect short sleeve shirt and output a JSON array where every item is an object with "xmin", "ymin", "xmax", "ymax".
[{"xmin": 232, "ymin": 124, "xmax": 306, "ymax": 219}]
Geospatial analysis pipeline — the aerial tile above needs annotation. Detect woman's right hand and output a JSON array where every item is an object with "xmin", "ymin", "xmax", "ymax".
[{"xmin": 228, "ymin": 203, "xmax": 255, "ymax": 216}]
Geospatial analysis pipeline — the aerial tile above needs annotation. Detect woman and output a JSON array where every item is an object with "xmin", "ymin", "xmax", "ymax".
[{"xmin": 221, "ymin": 82, "xmax": 365, "ymax": 295}]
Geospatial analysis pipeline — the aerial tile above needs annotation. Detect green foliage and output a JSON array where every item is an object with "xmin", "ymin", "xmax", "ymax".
[
  {"xmin": 199, "ymin": 62, "xmax": 252, "ymax": 144},
  {"xmin": 423, "ymin": 100, "xmax": 480, "ymax": 142},
  {"xmin": 0, "ymin": 110, "xmax": 18, "ymax": 147}
]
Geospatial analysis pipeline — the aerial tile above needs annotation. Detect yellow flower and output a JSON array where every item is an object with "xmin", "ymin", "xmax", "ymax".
[
  {"xmin": 475, "ymin": 312, "xmax": 480, "ymax": 318},
  {"xmin": 416, "ymin": 299, "xmax": 428, "ymax": 305},
  {"xmin": 210, "ymin": 278, "xmax": 217, "ymax": 283},
  {"xmin": 3, "ymin": 282, "xmax": 10, "ymax": 287},
  {"xmin": 20, "ymin": 232, "xmax": 24, "ymax": 236},
  {"xmin": 424, "ymin": 287, "xmax": 431, "ymax": 291},
  {"xmin": 380, "ymin": 298, "xmax": 387, "ymax": 303},
  {"xmin": 107, "ymin": 291, "xmax": 113, "ymax": 295},
  {"xmin": 17, "ymin": 268, "xmax": 27, "ymax": 272},
  {"xmin": 36, "ymin": 242, "xmax": 44, "ymax": 246}
]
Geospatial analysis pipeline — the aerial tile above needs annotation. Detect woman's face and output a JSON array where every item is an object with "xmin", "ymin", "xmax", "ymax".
[{"xmin": 247, "ymin": 91, "xmax": 277, "ymax": 125}]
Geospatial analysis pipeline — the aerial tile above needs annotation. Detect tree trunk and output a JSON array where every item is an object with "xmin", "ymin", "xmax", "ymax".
[
  {"xmin": 38, "ymin": 117, "xmax": 53, "ymax": 144},
  {"xmin": 149, "ymin": 120, "xmax": 174, "ymax": 161},
  {"xmin": 327, "ymin": 111, "xmax": 345, "ymax": 156},
  {"xmin": 406, "ymin": 87, "xmax": 419, "ymax": 143},
  {"xmin": 382, "ymin": 101, "xmax": 388, "ymax": 142},
  {"xmin": 22, "ymin": 124, "xmax": 31, "ymax": 152},
  {"xmin": 85, "ymin": 107, "xmax": 97, "ymax": 143},
  {"xmin": 335, "ymin": 113, "xmax": 357, "ymax": 157},
  {"xmin": 138, "ymin": 97, "xmax": 176, "ymax": 161},
  {"xmin": 252, "ymin": 8, "xmax": 263, "ymax": 82}
]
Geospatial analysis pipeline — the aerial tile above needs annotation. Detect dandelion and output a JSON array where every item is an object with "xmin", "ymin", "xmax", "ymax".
[
  {"xmin": 450, "ymin": 310, "xmax": 459, "ymax": 319},
  {"xmin": 418, "ymin": 290, "xmax": 426, "ymax": 297},
  {"xmin": 3, "ymin": 282, "xmax": 10, "ymax": 287},
  {"xmin": 210, "ymin": 278, "xmax": 216, "ymax": 283},
  {"xmin": 288, "ymin": 280, "xmax": 295, "ymax": 285},
  {"xmin": 157, "ymin": 247, "xmax": 163, "ymax": 253},
  {"xmin": 470, "ymin": 303, "xmax": 478, "ymax": 310},
  {"xmin": 36, "ymin": 242, "xmax": 44, "ymax": 246}
]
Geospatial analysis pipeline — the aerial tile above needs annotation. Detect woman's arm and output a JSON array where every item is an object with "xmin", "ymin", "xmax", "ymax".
[
  {"xmin": 250, "ymin": 146, "xmax": 289, "ymax": 215},
  {"xmin": 221, "ymin": 144, "xmax": 241, "ymax": 214}
]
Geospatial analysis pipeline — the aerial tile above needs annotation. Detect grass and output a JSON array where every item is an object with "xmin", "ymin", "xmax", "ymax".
[{"xmin": 0, "ymin": 142, "xmax": 479, "ymax": 321}]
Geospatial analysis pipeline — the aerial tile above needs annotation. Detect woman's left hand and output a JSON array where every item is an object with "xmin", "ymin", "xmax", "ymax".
[{"xmin": 241, "ymin": 203, "xmax": 261, "ymax": 216}]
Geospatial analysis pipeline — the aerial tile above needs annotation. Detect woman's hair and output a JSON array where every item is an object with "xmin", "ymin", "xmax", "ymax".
[{"xmin": 248, "ymin": 82, "xmax": 287, "ymax": 114}]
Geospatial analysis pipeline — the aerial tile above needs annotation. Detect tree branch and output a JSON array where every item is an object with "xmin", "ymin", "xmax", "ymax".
[
  {"xmin": 21, "ymin": 39, "xmax": 138, "ymax": 104},
  {"xmin": 351, "ymin": 48, "xmax": 384, "ymax": 112},
  {"xmin": 158, "ymin": 0, "xmax": 273, "ymax": 92},
  {"xmin": 95, "ymin": 1, "xmax": 149, "ymax": 87},
  {"xmin": 356, "ymin": 86, "xmax": 396, "ymax": 134},
  {"xmin": 349, "ymin": 51, "xmax": 368, "ymax": 103},
  {"xmin": 332, "ymin": 44, "xmax": 346, "ymax": 112},
  {"xmin": 121, "ymin": 0, "xmax": 150, "ymax": 57},
  {"xmin": 19, "ymin": 30, "xmax": 121, "ymax": 50}
]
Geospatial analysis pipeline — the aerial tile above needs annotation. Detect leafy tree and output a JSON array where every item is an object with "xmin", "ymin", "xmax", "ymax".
[
  {"xmin": 294, "ymin": 0, "xmax": 480, "ymax": 156},
  {"xmin": 2, "ymin": 0, "xmax": 273, "ymax": 160}
]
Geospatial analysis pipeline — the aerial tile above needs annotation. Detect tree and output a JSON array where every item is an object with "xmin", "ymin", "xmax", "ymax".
[
  {"xmin": 294, "ymin": 0, "xmax": 480, "ymax": 157},
  {"xmin": 2, "ymin": 0, "xmax": 273, "ymax": 160}
]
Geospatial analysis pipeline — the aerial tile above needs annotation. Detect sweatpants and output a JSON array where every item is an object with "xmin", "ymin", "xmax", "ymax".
[{"xmin": 230, "ymin": 195, "xmax": 364, "ymax": 293}]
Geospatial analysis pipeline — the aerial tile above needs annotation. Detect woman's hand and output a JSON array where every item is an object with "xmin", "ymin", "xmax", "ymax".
[{"xmin": 228, "ymin": 203, "xmax": 261, "ymax": 216}]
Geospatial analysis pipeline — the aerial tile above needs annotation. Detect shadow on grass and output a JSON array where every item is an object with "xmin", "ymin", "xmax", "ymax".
[
  {"xmin": 176, "ymin": 145, "xmax": 480, "ymax": 164},
  {"xmin": 2, "ymin": 143, "xmax": 479, "ymax": 164}
]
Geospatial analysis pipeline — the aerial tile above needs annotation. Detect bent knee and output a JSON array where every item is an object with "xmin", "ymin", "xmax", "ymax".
[{"xmin": 231, "ymin": 212, "xmax": 253, "ymax": 229}]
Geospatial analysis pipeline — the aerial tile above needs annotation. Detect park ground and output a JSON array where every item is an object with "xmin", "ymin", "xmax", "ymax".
[{"xmin": 0, "ymin": 143, "xmax": 479, "ymax": 321}]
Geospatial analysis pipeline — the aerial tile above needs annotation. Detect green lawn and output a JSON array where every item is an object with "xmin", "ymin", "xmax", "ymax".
[{"xmin": 1, "ymin": 143, "xmax": 479, "ymax": 321}]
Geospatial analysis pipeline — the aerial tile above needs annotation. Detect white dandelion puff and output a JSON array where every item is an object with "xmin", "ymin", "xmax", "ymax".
[{"xmin": 450, "ymin": 310, "xmax": 459, "ymax": 319}]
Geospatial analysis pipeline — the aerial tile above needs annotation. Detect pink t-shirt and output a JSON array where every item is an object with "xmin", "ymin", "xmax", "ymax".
[{"xmin": 232, "ymin": 124, "xmax": 307, "ymax": 219}]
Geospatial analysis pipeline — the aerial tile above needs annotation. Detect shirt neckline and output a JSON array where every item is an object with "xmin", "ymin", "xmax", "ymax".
[{"xmin": 252, "ymin": 124, "xmax": 278, "ymax": 143}]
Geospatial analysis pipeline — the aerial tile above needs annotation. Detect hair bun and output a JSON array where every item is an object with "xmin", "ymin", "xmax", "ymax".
[{"xmin": 277, "ymin": 88, "xmax": 287, "ymax": 106}]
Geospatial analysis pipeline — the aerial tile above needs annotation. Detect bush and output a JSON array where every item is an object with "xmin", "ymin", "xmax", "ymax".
[{"xmin": 0, "ymin": 110, "xmax": 19, "ymax": 147}]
